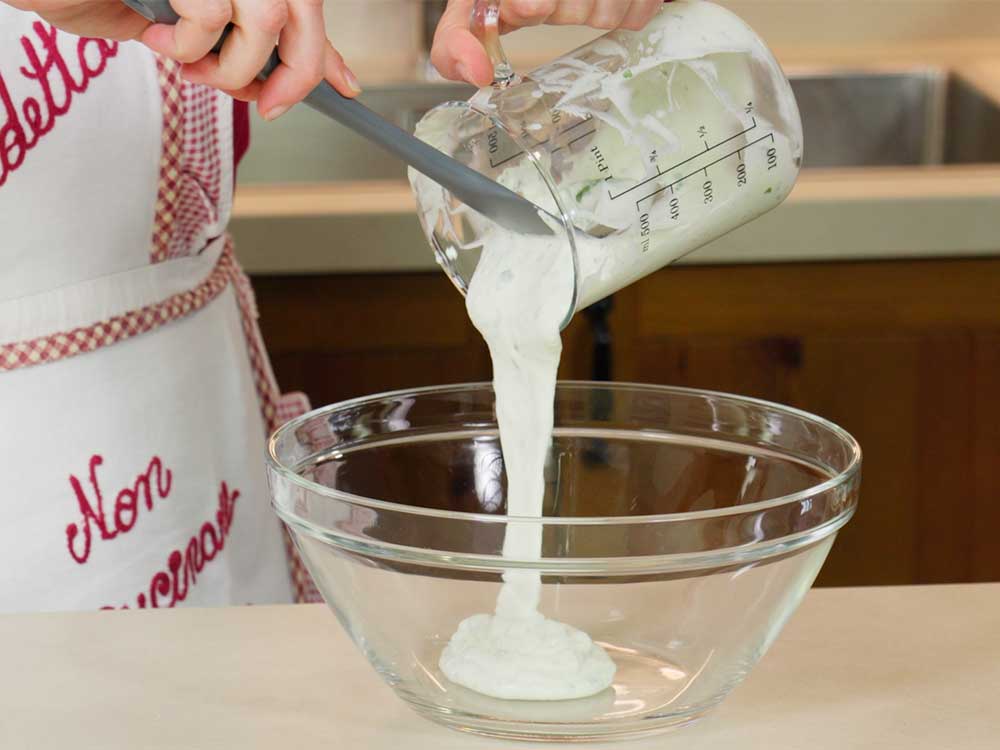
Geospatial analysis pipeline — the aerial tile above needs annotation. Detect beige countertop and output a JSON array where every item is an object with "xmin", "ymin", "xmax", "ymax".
[
  {"xmin": 2, "ymin": 584, "xmax": 998, "ymax": 749},
  {"xmin": 231, "ymin": 166, "xmax": 1000, "ymax": 275}
]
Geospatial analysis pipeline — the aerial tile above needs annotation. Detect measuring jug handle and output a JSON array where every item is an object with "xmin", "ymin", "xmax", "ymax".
[{"xmin": 472, "ymin": 0, "xmax": 516, "ymax": 87}]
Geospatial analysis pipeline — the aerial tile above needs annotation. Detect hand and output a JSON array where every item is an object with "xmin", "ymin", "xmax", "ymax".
[
  {"xmin": 2, "ymin": 0, "xmax": 152, "ymax": 39},
  {"xmin": 431, "ymin": 0, "xmax": 664, "ymax": 87},
  {"xmin": 2, "ymin": 0, "xmax": 360, "ymax": 120}
]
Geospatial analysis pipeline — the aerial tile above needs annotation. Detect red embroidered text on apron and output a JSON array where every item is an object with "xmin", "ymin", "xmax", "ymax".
[
  {"xmin": 0, "ymin": 22, "xmax": 118, "ymax": 187},
  {"xmin": 0, "ymin": 9, "xmax": 316, "ymax": 612}
]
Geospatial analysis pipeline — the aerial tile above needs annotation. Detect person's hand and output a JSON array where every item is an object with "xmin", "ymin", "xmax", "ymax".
[
  {"xmin": 431, "ymin": 0, "xmax": 664, "ymax": 87},
  {"xmin": 3, "ymin": 0, "xmax": 151, "ymax": 39},
  {"xmin": 2, "ymin": 0, "xmax": 360, "ymax": 119}
]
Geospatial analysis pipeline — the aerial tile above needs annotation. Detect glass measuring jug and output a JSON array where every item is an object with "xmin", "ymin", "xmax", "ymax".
[{"xmin": 410, "ymin": 0, "xmax": 803, "ymax": 326}]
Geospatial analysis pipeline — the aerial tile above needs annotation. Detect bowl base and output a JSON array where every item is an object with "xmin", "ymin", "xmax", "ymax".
[{"xmin": 408, "ymin": 703, "xmax": 715, "ymax": 743}]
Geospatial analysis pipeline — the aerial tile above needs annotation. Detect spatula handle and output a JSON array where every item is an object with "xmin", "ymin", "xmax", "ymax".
[
  {"xmin": 120, "ymin": 0, "xmax": 178, "ymax": 25},
  {"xmin": 120, "ymin": 0, "xmax": 553, "ymax": 236}
]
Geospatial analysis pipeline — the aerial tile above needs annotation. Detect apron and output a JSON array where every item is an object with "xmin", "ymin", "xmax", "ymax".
[{"xmin": 0, "ymin": 13, "xmax": 318, "ymax": 612}]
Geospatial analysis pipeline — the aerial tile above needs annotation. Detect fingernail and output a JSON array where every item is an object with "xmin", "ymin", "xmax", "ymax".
[
  {"xmin": 345, "ymin": 67, "xmax": 362, "ymax": 94},
  {"xmin": 263, "ymin": 104, "xmax": 290, "ymax": 121}
]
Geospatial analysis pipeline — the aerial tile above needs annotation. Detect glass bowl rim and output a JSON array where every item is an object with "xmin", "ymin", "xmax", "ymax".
[{"xmin": 266, "ymin": 380, "xmax": 862, "ymax": 528}]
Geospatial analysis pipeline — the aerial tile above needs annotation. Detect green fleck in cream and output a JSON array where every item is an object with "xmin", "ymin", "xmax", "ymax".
[
  {"xmin": 623, "ymin": 70, "xmax": 633, "ymax": 79},
  {"xmin": 575, "ymin": 181, "xmax": 599, "ymax": 201},
  {"xmin": 765, "ymin": 187, "xmax": 773, "ymax": 194}
]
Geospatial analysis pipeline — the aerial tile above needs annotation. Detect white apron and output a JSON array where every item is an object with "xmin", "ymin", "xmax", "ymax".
[{"xmin": 0, "ymin": 12, "xmax": 316, "ymax": 612}]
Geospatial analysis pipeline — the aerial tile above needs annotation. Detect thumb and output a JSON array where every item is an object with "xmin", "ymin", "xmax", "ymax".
[{"xmin": 430, "ymin": 0, "xmax": 494, "ymax": 87}]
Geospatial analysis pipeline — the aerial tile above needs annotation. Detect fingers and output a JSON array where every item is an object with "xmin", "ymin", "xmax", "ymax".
[
  {"xmin": 620, "ymin": 0, "xmax": 663, "ymax": 31},
  {"xmin": 224, "ymin": 81, "xmax": 263, "ymax": 103},
  {"xmin": 256, "ymin": 41, "xmax": 361, "ymax": 116},
  {"xmin": 430, "ymin": 0, "xmax": 494, "ymax": 87},
  {"xmin": 430, "ymin": 0, "xmax": 665, "ymax": 88},
  {"xmin": 587, "ymin": 0, "xmax": 631, "ymax": 30},
  {"xmin": 142, "ymin": 0, "xmax": 357, "ymax": 118},
  {"xmin": 544, "ymin": 0, "xmax": 596, "ymax": 26},
  {"xmin": 256, "ymin": 0, "xmax": 348, "ymax": 119},
  {"xmin": 321, "ymin": 43, "xmax": 363, "ymax": 100},
  {"xmin": 499, "ymin": 0, "xmax": 557, "ymax": 27},
  {"xmin": 180, "ymin": 0, "xmax": 287, "ymax": 93},
  {"xmin": 499, "ymin": 0, "xmax": 662, "ymax": 31},
  {"xmin": 141, "ymin": 0, "xmax": 232, "ymax": 63}
]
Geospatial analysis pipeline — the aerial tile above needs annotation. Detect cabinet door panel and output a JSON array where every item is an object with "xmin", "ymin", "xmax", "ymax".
[
  {"xmin": 972, "ymin": 331, "xmax": 1000, "ymax": 582},
  {"xmin": 253, "ymin": 273, "xmax": 491, "ymax": 406},
  {"xmin": 631, "ymin": 333, "xmax": 923, "ymax": 586},
  {"xmin": 268, "ymin": 349, "xmax": 492, "ymax": 406}
]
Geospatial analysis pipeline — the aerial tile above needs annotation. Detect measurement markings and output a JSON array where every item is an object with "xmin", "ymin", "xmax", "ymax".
[
  {"xmin": 609, "ymin": 118, "xmax": 759, "ymax": 201},
  {"xmin": 634, "ymin": 132, "xmax": 775, "ymax": 210},
  {"xmin": 559, "ymin": 115, "xmax": 595, "ymax": 134},
  {"xmin": 489, "ymin": 152, "xmax": 527, "ymax": 168},
  {"xmin": 567, "ymin": 128, "xmax": 598, "ymax": 147},
  {"xmin": 537, "ymin": 127, "xmax": 598, "ymax": 158},
  {"xmin": 488, "ymin": 115, "xmax": 595, "ymax": 168}
]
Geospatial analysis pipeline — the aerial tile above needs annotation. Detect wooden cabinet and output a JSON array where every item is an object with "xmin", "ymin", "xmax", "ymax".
[
  {"xmin": 251, "ymin": 273, "xmax": 490, "ymax": 403},
  {"xmin": 252, "ymin": 257, "xmax": 1000, "ymax": 587},
  {"xmin": 609, "ymin": 258, "xmax": 1000, "ymax": 587}
]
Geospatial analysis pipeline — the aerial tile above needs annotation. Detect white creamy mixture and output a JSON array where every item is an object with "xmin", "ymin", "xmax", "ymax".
[
  {"xmin": 413, "ymin": 0, "xmax": 802, "ymax": 702},
  {"xmin": 437, "ymin": 221, "xmax": 616, "ymax": 701}
]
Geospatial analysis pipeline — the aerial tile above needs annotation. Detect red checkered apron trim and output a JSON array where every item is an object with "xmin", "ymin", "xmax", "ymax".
[
  {"xmin": 0, "ymin": 245, "xmax": 234, "ymax": 373},
  {"xmin": 150, "ymin": 57, "xmax": 319, "ymax": 604},
  {"xmin": 151, "ymin": 57, "xmax": 183, "ymax": 264},
  {"xmin": 225, "ymin": 257, "xmax": 321, "ymax": 605},
  {"xmin": 152, "ymin": 58, "xmax": 225, "ymax": 265}
]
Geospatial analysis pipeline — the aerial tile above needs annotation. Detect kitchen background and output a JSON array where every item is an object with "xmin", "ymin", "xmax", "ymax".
[{"xmin": 231, "ymin": 1, "xmax": 1000, "ymax": 588}]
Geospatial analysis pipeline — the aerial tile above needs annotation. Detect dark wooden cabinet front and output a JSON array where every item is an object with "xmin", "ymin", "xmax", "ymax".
[{"xmin": 253, "ymin": 257, "xmax": 1000, "ymax": 588}]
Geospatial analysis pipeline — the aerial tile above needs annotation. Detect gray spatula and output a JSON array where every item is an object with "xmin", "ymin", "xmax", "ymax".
[{"xmin": 121, "ymin": 0, "xmax": 555, "ymax": 236}]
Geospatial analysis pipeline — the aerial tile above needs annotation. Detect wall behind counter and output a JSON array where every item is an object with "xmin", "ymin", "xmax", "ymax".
[{"xmin": 334, "ymin": 0, "xmax": 1000, "ymax": 84}]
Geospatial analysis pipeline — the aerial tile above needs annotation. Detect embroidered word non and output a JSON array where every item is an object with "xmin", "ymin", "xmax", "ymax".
[{"xmin": 65, "ymin": 454, "xmax": 173, "ymax": 565}]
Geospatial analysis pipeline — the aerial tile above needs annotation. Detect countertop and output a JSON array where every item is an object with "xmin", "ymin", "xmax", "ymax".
[{"xmin": 2, "ymin": 584, "xmax": 998, "ymax": 749}]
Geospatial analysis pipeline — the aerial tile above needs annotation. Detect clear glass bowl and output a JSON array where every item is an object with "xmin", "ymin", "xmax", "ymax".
[{"xmin": 266, "ymin": 383, "xmax": 861, "ymax": 742}]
